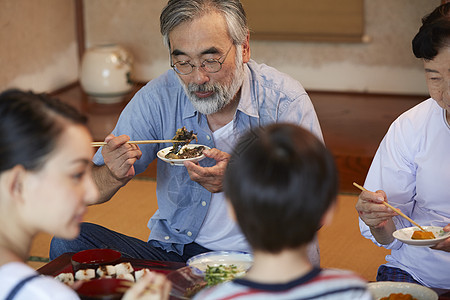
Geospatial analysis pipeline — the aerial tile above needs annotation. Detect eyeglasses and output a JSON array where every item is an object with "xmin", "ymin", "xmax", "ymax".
[{"xmin": 170, "ymin": 44, "xmax": 233, "ymax": 75}]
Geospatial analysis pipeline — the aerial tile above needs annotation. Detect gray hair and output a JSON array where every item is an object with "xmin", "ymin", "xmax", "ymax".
[{"xmin": 160, "ymin": 0, "xmax": 248, "ymax": 49}]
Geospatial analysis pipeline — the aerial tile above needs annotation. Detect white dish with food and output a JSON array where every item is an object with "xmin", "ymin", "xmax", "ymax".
[
  {"xmin": 186, "ymin": 251, "xmax": 253, "ymax": 277},
  {"xmin": 157, "ymin": 145, "xmax": 209, "ymax": 166},
  {"xmin": 392, "ymin": 226, "xmax": 450, "ymax": 247},
  {"xmin": 368, "ymin": 281, "xmax": 438, "ymax": 300}
]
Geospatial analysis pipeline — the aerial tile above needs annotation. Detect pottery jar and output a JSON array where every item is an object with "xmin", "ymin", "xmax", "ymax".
[{"xmin": 80, "ymin": 44, "xmax": 133, "ymax": 104}]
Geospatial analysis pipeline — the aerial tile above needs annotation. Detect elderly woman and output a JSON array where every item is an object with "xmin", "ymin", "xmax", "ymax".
[{"xmin": 355, "ymin": 2, "xmax": 450, "ymax": 289}]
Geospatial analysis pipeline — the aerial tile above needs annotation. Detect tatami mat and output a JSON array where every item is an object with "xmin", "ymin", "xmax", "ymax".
[{"xmin": 29, "ymin": 178, "xmax": 389, "ymax": 281}]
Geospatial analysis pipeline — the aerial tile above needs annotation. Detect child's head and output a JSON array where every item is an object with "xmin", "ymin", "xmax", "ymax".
[
  {"xmin": 224, "ymin": 123, "xmax": 338, "ymax": 253},
  {"xmin": 0, "ymin": 89, "xmax": 98, "ymax": 239}
]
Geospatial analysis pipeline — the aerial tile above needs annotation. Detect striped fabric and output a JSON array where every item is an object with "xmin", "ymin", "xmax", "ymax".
[{"xmin": 194, "ymin": 268, "xmax": 372, "ymax": 300}]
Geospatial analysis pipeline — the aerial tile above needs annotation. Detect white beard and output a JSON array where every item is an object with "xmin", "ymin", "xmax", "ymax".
[{"xmin": 179, "ymin": 46, "xmax": 245, "ymax": 115}]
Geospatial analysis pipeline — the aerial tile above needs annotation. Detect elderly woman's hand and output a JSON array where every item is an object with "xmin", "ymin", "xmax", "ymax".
[
  {"xmin": 432, "ymin": 224, "xmax": 450, "ymax": 252},
  {"xmin": 355, "ymin": 189, "xmax": 397, "ymax": 228}
]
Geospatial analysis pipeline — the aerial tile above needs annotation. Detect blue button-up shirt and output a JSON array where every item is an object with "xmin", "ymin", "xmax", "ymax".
[{"xmin": 93, "ymin": 60, "xmax": 323, "ymax": 255}]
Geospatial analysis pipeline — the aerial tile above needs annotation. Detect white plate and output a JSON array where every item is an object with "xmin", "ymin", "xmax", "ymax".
[
  {"xmin": 157, "ymin": 144, "xmax": 209, "ymax": 166},
  {"xmin": 368, "ymin": 281, "xmax": 438, "ymax": 300},
  {"xmin": 393, "ymin": 226, "xmax": 450, "ymax": 247},
  {"xmin": 186, "ymin": 251, "xmax": 253, "ymax": 277}
]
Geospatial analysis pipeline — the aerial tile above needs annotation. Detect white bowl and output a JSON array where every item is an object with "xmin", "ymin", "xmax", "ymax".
[
  {"xmin": 186, "ymin": 251, "xmax": 253, "ymax": 277},
  {"xmin": 157, "ymin": 145, "xmax": 209, "ymax": 166},
  {"xmin": 368, "ymin": 282, "xmax": 438, "ymax": 300}
]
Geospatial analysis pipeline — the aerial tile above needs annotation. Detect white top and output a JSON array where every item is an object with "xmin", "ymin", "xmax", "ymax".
[
  {"xmin": 360, "ymin": 98, "xmax": 450, "ymax": 289},
  {"xmin": 195, "ymin": 120, "xmax": 250, "ymax": 252},
  {"xmin": 0, "ymin": 262, "xmax": 79, "ymax": 300}
]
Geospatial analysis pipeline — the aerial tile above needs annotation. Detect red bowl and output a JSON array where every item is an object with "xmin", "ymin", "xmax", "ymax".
[
  {"xmin": 71, "ymin": 249, "xmax": 122, "ymax": 273},
  {"xmin": 76, "ymin": 278, "xmax": 129, "ymax": 300}
]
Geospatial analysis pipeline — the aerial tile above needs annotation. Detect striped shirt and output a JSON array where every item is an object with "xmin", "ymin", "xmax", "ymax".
[{"xmin": 193, "ymin": 268, "xmax": 372, "ymax": 300}]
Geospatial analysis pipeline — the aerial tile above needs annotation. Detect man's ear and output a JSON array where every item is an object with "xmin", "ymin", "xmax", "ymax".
[
  {"xmin": 3, "ymin": 165, "xmax": 26, "ymax": 202},
  {"xmin": 241, "ymin": 30, "xmax": 251, "ymax": 63}
]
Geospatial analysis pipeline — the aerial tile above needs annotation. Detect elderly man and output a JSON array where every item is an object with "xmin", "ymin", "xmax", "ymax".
[{"xmin": 50, "ymin": 0, "xmax": 323, "ymax": 264}]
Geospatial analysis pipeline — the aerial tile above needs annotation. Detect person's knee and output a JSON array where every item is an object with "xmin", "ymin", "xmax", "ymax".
[
  {"xmin": 49, "ymin": 237, "xmax": 71, "ymax": 260},
  {"xmin": 49, "ymin": 223, "xmax": 95, "ymax": 260}
]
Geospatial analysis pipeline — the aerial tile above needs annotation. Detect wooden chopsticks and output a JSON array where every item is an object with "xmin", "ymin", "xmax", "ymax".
[
  {"xmin": 91, "ymin": 140, "xmax": 186, "ymax": 147},
  {"xmin": 353, "ymin": 182, "xmax": 427, "ymax": 232}
]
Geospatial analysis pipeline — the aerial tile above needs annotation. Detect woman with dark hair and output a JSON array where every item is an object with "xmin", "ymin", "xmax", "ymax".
[
  {"xmin": 0, "ymin": 90, "xmax": 170, "ymax": 299},
  {"xmin": 356, "ymin": 3, "xmax": 450, "ymax": 289}
]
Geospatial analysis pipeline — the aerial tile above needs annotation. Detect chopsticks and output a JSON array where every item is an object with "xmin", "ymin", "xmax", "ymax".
[
  {"xmin": 353, "ymin": 182, "xmax": 427, "ymax": 232},
  {"xmin": 91, "ymin": 140, "xmax": 187, "ymax": 147}
]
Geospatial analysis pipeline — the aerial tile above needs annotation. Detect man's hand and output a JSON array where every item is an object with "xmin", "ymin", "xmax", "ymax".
[
  {"xmin": 101, "ymin": 134, "xmax": 142, "ymax": 182},
  {"xmin": 184, "ymin": 148, "xmax": 230, "ymax": 193}
]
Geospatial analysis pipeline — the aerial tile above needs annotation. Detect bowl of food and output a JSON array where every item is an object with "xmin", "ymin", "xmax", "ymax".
[
  {"xmin": 71, "ymin": 249, "xmax": 122, "ymax": 273},
  {"xmin": 392, "ymin": 226, "xmax": 450, "ymax": 247},
  {"xmin": 186, "ymin": 251, "xmax": 253, "ymax": 278},
  {"xmin": 157, "ymin": 144, "xmax": 209, "ymax": 166},
  {"xmin": 368, "ymin": 282, "xmax": 438, "ymax": 300}
]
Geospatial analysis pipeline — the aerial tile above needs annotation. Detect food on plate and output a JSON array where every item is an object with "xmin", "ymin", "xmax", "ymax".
[
  {"xmin": 55, "ymin": 272, "xmax": 74, "ymax": 285},
  {"xmin": 165, "ymin": 145, "xmax": 206, "ymax": 159},
  {"xmin": 115, "ymin": 262, "xmax": 134, "ymax": 276},
  {"xmin": 380, "ymin": 293, "xmax": 417, "ymax": 300},
  {"xmin": 169, "ymin": 126, "xmax": 198, "ymax": 155},
  {"xmin": 75, "ymin": 268, "xmax": 96, "ymax": 281},
  {"xmin": 205, "ymin": 264, "xmax": 245, "ymax": 286},
  {"xmin": 55, "ymin": 260, "xmax": 152, "ymax": 285},
  {"xmin": 411, "ymin": 230, "xmax": 435, "ymax": 240},
  {"xmin": 96, "ymin": 265, "xmax": 116, "ymax": 278}
]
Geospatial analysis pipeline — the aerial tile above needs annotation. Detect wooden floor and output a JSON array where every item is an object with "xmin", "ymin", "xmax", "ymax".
[{"xmin": 53, "ymin": 83, "xmax": 426, "ymax": 193}]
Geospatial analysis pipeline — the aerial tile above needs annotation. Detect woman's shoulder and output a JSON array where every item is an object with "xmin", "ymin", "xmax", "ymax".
[{"xmin": 0, "ymin": 262, "xmax": 78, "ymax": 300}]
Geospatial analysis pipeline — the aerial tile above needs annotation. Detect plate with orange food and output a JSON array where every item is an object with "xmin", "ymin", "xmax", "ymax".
[
  {"xmin": 393, "ymin": 226, "xmax": 450, "ymax": 247},
  {"xmin": 368, "ymin": 281, "xmax": 438, "ymax": 300}
]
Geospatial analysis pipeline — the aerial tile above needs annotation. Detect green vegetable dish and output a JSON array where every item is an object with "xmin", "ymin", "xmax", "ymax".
[{"xmin": 205, "ymin": 264, "xmax": 244, "ymax": 286}]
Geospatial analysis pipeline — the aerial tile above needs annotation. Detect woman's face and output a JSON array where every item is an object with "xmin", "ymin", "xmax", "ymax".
[
  {"xmin": 424, "ymin": 46, "xmax": 450, "ymax": 112},
  {"xmin": 22, "ymin": 124, "xmax": 98, "ymax": 239}
]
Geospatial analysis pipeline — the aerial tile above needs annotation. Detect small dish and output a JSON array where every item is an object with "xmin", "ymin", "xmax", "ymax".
[
  {"xmin": 392, "ymin": 226, "xmax": 450, "ymax": 247},
  {"xmin": 157, "ymin": 144, "xmax": 209, "ymax": 166},
  {"xmin": 76, "ymin": 278, "xmax": 130, "ymax": 300},
  {"xmin": 186, "ymin": 250, "xmax": 253, "ymax": 277},
  {"xmin": 166, "ymin": 266, "xmax": 207, "ymax": 299},
  {"xmin": 71, "ymin": 249, "xmax": 122, "ymax": 273},
  {"xmin": 368, "ymin": 281, "xmax": 438, "ymax": 300}
]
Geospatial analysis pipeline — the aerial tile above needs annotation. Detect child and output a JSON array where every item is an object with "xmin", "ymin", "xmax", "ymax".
[
  {"xmin": 195, "ymin": 123, "xmax": 371, "ymax": 299},
  {"xmin": 0, "ymin": 89, "xmax": 170, "ymax": 299}
]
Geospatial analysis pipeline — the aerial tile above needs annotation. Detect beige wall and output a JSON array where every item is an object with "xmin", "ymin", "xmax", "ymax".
[
  {"xmin": 0, "ymin": 0, "xmax": 441, "ymax": 95},
  {"xmin": 0, "ymin": 0, "xmax": 78, "ymax": 93},
  {"xmin": 83, "ymin": 0, "xmax": 440, "ymax": 95}
]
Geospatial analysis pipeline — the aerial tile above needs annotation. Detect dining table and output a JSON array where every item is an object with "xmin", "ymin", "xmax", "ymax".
[{"xmin": 38, "ymin": 252, "xmax": 450, "ymax": 300}]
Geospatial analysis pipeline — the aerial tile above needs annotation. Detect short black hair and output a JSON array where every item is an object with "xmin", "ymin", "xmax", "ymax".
[
  {"xmin": 412, "ymin": 2, "xmax": 450, "ymax": 60},
  {"xmin": 224, "ymin": 123, "xmax": 338, "ymax": 253},
  {"xmin": 0, "ymin": 89, "xmax": 87, "ymax": 172}
]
